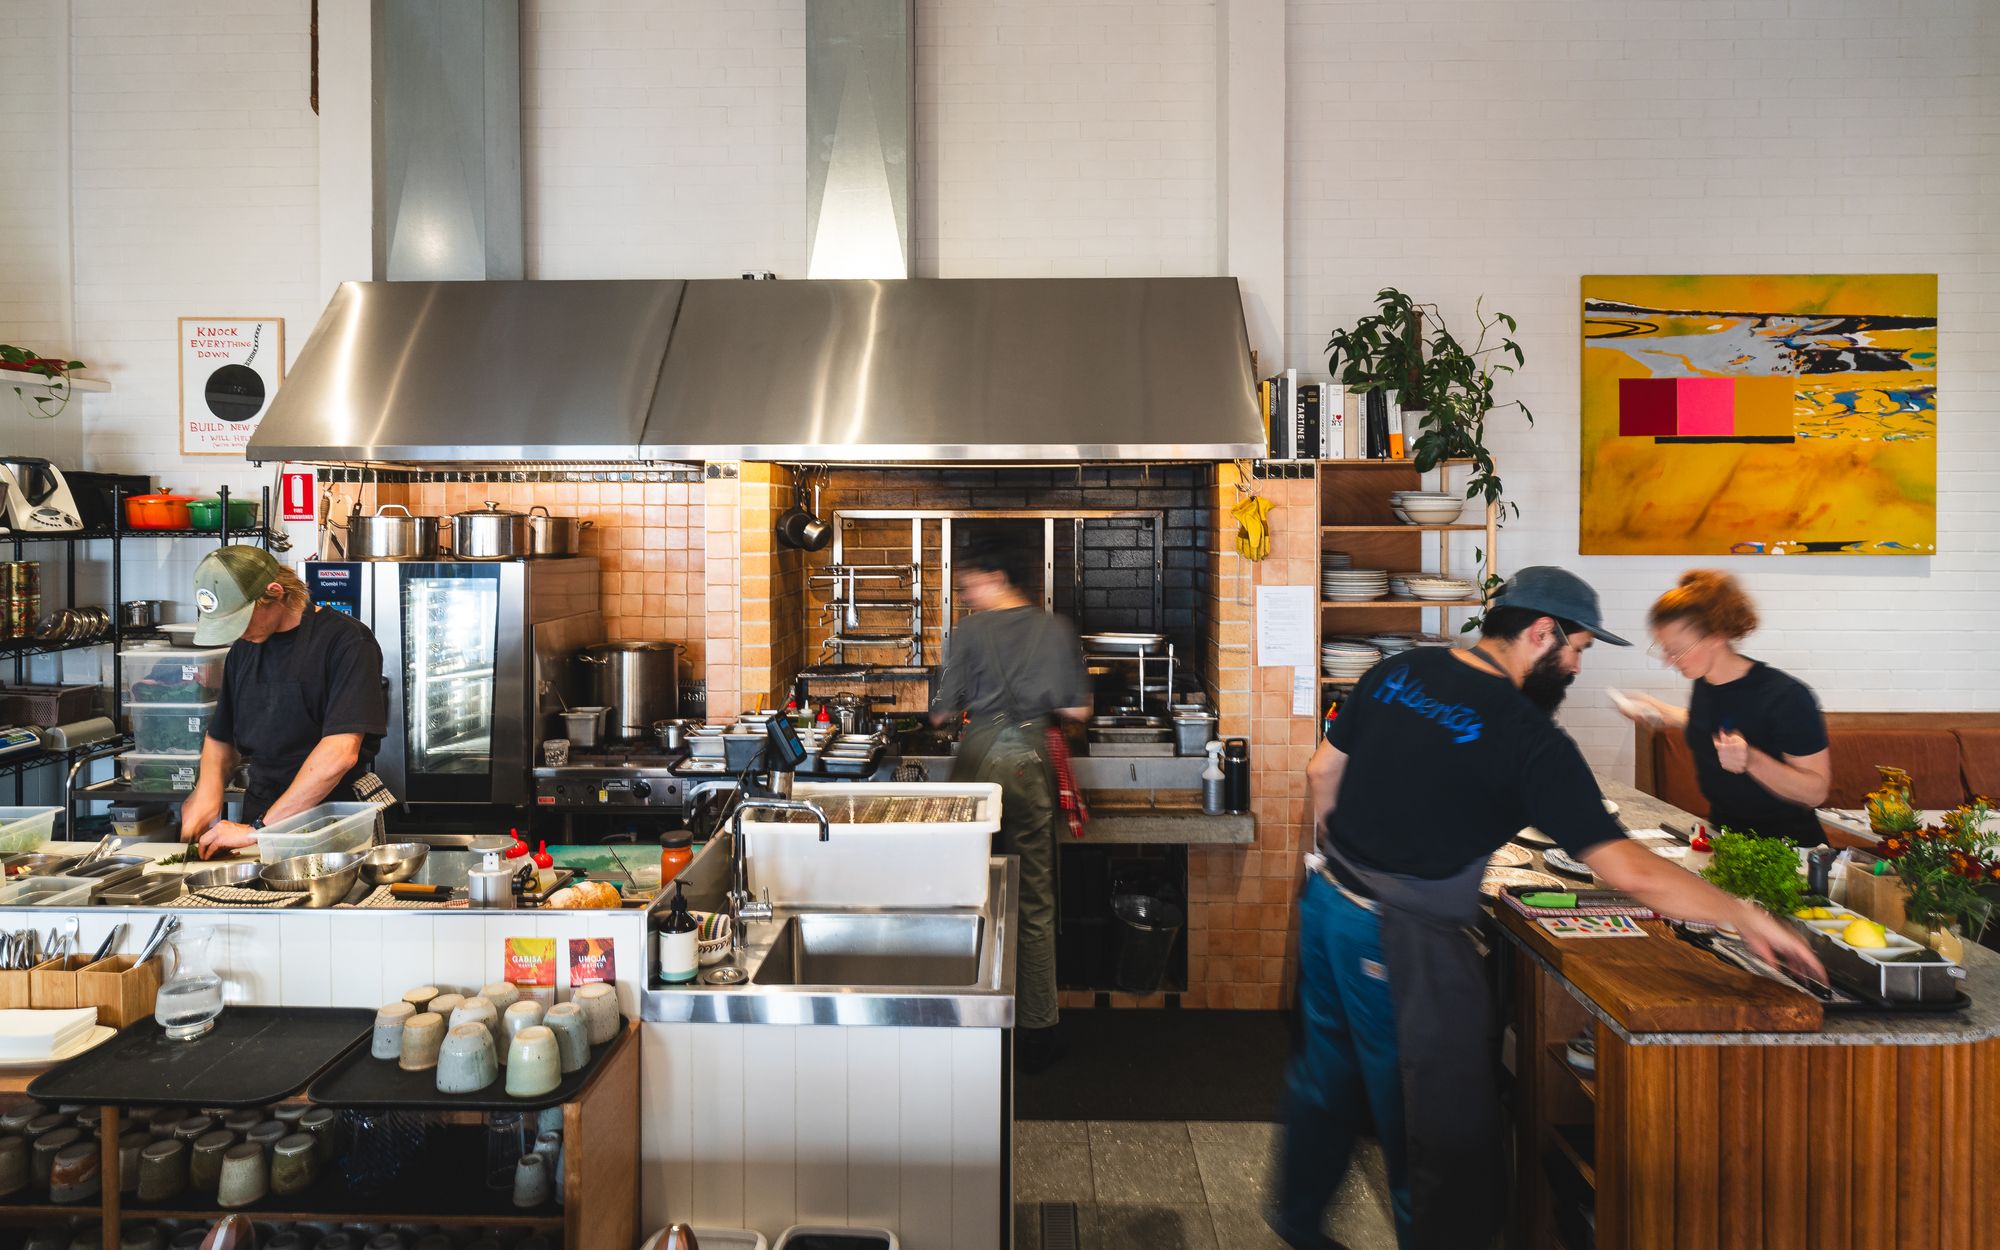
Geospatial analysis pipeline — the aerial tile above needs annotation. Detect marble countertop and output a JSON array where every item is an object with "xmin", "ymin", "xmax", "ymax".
[{"xmin": 1497, "ymin": 777, "xmax": 2000, "ymax": 1047}]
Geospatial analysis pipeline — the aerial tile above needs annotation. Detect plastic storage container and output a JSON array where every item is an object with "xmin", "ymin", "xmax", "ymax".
[
  {"xmin": 773, "ymin": 1228, "xmax": 899, "ymax": 1250},
  {"xmin": 127, "ymin": 701, "xmax": 218, "ymax": 754},
  {"xmin": 0, "ymin": 875, "xmax": 96, "ymax": 907},
  {"xmin": 118, "ymin": 752, "xmax": 203, "ymax": 793},
  {"xmin": 121, "ymin": 646, "xmax": 230, "ymax": 705},
  {"xmin": 255, "ymin": 802, "xmax": 381, "ymax": 864},
  {"xmin": 0, "ymin": 807, "xmax": 59, "ymax": 855}
]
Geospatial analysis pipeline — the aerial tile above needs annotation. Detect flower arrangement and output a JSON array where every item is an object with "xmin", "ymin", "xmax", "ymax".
[
  {"xmin": 1878, "ymin": 797, "xmax": 1999, "ymax": 936},
  {"xmin": 1866, "ymin": 765, "xmax": 1920, "ymax": 838}
]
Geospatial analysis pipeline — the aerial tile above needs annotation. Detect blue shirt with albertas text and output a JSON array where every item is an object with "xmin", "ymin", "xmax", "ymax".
[{"xmin": 1323, "ymin": 647, "xmax": 1621, "ymax": 880}]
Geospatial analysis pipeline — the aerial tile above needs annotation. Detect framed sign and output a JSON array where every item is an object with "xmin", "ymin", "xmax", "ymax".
[{"xmin": 180, "ymin": 317, "xmax": 284, "ymax": 457}]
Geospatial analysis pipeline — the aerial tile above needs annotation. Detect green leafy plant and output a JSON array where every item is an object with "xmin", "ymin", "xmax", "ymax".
[
  {"xmin": 1701, "ymin": 830, "xmax": 1804, "ymax": 916},
  {"xmin": 1323, "ymin": 288, "xmax": 1531, "ymax": 517},
  {"xmin": 0, "ymin": 344, "xmax": 87, "ymax": 419}
]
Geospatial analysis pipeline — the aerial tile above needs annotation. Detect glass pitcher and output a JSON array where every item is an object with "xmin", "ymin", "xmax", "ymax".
[{"xmin": 154, "ymin": 926, "xmax": 224, "ymax": 1041}]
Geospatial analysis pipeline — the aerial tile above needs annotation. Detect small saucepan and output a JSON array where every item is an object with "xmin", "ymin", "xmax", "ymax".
[
  {"xmin": 653, "ymin": 719, "xmax": 693, "ymax": 752},
  {"xmin": 775, "ymin": 476, "xmax": 832, "ymax": 552}
]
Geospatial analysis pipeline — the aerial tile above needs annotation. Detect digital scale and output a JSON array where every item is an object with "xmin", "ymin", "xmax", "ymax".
[{"xmin": 0, "ymin": 727, "xmax": 44, "ymax": 759}]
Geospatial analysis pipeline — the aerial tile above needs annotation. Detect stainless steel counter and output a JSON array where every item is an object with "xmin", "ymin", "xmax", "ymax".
[{"xmin": 640, "ymin": 836, "xmax": 1017, "ymax": 1029}]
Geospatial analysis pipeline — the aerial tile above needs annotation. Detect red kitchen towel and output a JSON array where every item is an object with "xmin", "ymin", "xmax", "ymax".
[{"xmin": 1046, "ymin": 726, "xmax": 1089, "ymax": 838}]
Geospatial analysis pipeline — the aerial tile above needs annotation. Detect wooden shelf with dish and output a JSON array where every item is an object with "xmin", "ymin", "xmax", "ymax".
[
  {"xmin": 1546, "ymin": 1040, "xmax": 1596, "ymax": 1101},
  {"xmin": 1322, "ymin": 598, "xmax": 1483, "ymax": 609},
  {"xmin": 1320, "ymin": 523, "xmax": 1488, "ymax": 534},
  {"xmin": 1310, "ymin": 457, "xmax": 1476, "ymax": 467}
]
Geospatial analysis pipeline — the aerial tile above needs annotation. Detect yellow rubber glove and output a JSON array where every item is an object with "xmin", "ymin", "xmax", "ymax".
[{"xmin": 1232, "ymin": 494, "xmax": 1273, "ymax": 562}]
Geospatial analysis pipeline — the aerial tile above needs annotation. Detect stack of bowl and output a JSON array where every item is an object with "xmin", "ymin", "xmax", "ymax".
[{"xmin": 1390, "ymin": 491, "xmax": 1469, "ymax": 525}]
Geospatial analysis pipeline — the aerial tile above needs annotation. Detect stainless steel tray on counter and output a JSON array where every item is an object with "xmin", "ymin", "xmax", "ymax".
[{"xmin": 1081, "ymin": 632, "xmax": 1167, "ymax": 655}]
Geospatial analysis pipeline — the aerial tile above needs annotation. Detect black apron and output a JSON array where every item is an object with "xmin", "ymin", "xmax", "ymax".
[
  {"xmin": 229, "ymin": 644, "xmax": 388, "ymax": 823},
  {"xmin": 1319, "ymin": 642, "xmax": 1513, "ymax": 1249}
]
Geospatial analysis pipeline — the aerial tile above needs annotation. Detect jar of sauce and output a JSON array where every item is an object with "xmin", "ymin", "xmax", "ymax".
[{"xmin": 659, "ymin": 832, "xmax": 694, "ymax": 885}]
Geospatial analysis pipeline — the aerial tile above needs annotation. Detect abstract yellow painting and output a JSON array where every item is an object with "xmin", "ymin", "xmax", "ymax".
[{"xmin": 1580, "ymin": 274, "xmax": 1937, "ymax": 556}]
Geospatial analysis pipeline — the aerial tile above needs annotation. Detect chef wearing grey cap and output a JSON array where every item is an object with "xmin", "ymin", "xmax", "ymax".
[{"xmin": 1269, "ymin": 566, "xmax": 1821, "ymax": 1250}]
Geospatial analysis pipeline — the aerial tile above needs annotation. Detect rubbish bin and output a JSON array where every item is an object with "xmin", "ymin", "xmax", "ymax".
[{"xmin": 1111, "ymin": 893, "xmax": 1185, "ymax": 993}]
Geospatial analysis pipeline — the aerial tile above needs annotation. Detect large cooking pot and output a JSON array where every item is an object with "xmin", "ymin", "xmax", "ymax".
[
  {"xmin": 450, "ymin": 501, "xmax": 528, "ymax": 561},
  {"xmin": 525, "ymin": 505, "xmax": 592, "ymax": 558},
  {"xmin": 348, "ymin": 504, "xmax": 444, "ymax": 561},
  {"xmin": 576, "ymin": 641, "xmax": 683, "ymax": 740}
]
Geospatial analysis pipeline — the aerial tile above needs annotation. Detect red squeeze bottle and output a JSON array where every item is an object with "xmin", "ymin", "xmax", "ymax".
[
  {"xmin": 504, "ymin": 828, "xmax": 530, "ymax": 859},
  {"xmin": 532, "ymin": 841, "xmax": 553, "ymax": 870}
]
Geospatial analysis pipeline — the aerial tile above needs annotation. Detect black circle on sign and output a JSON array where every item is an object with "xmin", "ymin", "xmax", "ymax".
[{"xmin": 204, "ymin": 364, "xmax": 265, "ymax": 422}]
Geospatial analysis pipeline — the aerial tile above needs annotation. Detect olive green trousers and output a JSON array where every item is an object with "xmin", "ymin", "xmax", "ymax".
[{"xmin": 954, "ymin": 719, "xmax": 1060, "ymax": 1030}]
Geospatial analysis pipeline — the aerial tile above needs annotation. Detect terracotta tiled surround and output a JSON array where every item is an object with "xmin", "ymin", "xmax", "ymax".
[
  {"xmin": 365, "ymin": 479, "xmax": 710, "ymax": 672},
  {"xmin": 360, "ymin": 461, "xmax": 1314, "ymax": 1009}
]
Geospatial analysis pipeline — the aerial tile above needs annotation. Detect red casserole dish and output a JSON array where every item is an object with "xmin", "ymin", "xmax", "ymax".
[{"xmin": 125, "ymin": 492, "xmax": 196, "ymax": 530}]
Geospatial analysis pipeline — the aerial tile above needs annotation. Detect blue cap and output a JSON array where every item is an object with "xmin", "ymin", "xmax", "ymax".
[{"xmin": 1489, "ymin": 566, "xmax": 1631, "ymax": 646}]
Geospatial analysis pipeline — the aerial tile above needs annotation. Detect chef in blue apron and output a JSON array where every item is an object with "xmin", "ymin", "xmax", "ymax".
[
  {"xmin": 1272, "ymin": 567, "xmax": 1821, "ymax": 1250},
  {"xmin": 178, "ymin": 546, "xmax": 391, "ymax": 860}
]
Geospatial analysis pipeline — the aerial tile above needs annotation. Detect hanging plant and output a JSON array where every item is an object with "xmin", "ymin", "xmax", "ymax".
[
  {"xmin": 1324, "ymin": 288, "xmax": 1532, "ymax": 517},
  {"xmin": 0, "ymin": 345, "xmax": 88, "ymax": 420}
]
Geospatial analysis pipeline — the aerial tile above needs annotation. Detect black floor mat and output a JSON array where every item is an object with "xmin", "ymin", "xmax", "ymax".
[{"xmin": 1016, "ymin": 1008, "xmax": 1294, "ymax": 1121}]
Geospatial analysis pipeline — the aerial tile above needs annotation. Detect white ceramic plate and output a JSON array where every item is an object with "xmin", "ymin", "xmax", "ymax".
[
  {"xmin": 1480, "ymin": 867, "xmax": 1567, "ymax": 898},
  {"xmin": 1605, "ymin": 687, "xmax": 1662, "ymax": 725},
  {"xmin": 0, "ymin": 1024, "xmax": 115, "ymax": 1071}
]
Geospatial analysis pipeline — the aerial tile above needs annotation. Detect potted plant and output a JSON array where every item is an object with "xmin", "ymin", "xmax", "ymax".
[
  {"xmin": 1877, "ymin": 798, "xmax": 1999, "ymax": 960},
  {"xmin": 0, "ymin": 344, "xmax": 88, "ymax": 419},
  {"xmin": 1323, "ymin": 287, "xmax": 1531, "ymax": 517}
]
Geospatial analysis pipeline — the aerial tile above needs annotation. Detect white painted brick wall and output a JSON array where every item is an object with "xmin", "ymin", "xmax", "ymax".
[
  {"xmin": 915, "ymin": 0, "xmax": 1219, "ymax": 277},
  {"xmin": 521, "ymin": 0, "xmax": 807, "ymax": 278},
  {"xmin": 66, "ymin": 0, "xmax": 321, "ymax": 609},
  {"xmin": 1287, "ymin": 0, "xmax": 2000, "ymax": 778}
]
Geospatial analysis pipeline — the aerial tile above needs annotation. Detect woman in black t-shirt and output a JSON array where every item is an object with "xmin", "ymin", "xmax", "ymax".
[{"xmin": 1618, "ymin": 570, "xmax": 1832, "ymax": 844}]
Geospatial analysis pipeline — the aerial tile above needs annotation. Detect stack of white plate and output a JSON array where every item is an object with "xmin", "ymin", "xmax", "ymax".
[
  {"xmin": 1387, "ymin": 573, "xmax": 1414, "ymax": 599},
  {"xmin": 1321, "ymin": 568, "xmax": 1390, "ymax": 601},
  {"xmin": 1321, "ymin": 638, "xmax": 1381, "ymax": 680},
  {"xmin": 1404, "ymin": 575, "xmax": 1476, "ymax": 601},
  {"xmin": 1324, "ymin": 551, "xmax": 1352, "ymax": 570},
  {"xmin": 1391, "ymin": 491, "xmax": 1469, "ymax": 525},
  {"xmin": 1369, "ymin": 632, "xmax": 1460, "ymax": 654}
]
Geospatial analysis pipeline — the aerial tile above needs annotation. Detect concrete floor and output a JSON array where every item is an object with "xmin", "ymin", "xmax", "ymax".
[{"xmin": 1013, "ymin": 1120, "xmax": 1397, "ymax": 1250}]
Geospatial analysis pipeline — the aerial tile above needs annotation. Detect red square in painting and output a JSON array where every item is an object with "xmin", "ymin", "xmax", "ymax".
[
  {"xmin": 1675, "ymin": 378, "xmax": 1735, "ymax": 435},
  {"xmin": 1617, "ymin": 378, "xmax": 1676, "ymax": 436}
]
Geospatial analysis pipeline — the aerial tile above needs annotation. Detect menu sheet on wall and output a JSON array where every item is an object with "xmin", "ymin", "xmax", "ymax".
[{"xmin": 1255, "ymin": 585, "xmax": 1319, "ymax": 715}]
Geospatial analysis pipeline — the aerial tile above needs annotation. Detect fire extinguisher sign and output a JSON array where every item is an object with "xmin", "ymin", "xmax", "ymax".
[{"xmin": 281, "ymin": 470, "xmax": 316, "ymax": 522}]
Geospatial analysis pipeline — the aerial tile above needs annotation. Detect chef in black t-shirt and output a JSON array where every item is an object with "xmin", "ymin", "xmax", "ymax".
[
  {"xmin": 179, "ymin": 546, "xmax": 390, "ymax": 860},
  {"xmin": 1618, "ymin": 570, "xmax": 1832, "ymax": 845},
  {"xmin": 1271, "ymin": 567, "xmax": 1821, "ymax": 1250}
]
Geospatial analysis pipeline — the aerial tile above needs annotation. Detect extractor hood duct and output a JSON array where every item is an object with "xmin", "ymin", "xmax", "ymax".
[
  {"xmin": 247, "ymin": 280, "xmax": 684, "ymax": 463},
  {"xmin": 640, "ymin": 277, "xmax": 1265, "ymax": 462}
]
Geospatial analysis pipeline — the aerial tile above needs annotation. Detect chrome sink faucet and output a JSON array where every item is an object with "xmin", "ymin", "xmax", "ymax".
[{"xmin": 727, "ymin": 797, "xmax": 831, "ymax": 952}]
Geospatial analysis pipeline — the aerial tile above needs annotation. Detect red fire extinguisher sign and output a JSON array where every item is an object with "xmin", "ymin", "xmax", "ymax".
[{"xmin": 280, "ymin": 470, "xmax": 315, "ymax": 522}]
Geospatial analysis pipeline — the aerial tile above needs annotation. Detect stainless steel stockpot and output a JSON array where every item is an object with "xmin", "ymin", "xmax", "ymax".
[
  {"xmin": 450, "ymin": 501, "xmax": 528, "ymax": 561},
  {"xmin": 525, "ymin": 505, "xmax": 592, "ymax": 558},
  {"xmin": 348, "ymin": 504, "xmax": 444, "ymax": 561}
]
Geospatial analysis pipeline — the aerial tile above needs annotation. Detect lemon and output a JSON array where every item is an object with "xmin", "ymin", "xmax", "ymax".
[{"xmin": 1842, "ymin": 918, "xmax": 1888, "ymax": 948}]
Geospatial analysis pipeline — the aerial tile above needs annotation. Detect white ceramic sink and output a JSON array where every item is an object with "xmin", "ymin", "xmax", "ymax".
[{"xmin": 738, "ymin": 782, "xmax": 1001, "ymax": 908}]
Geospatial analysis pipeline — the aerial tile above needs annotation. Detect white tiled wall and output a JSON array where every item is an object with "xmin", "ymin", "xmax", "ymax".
[{"xmin": 1286, "ymin": 0, "xmax": 2000, "ymax": 775}]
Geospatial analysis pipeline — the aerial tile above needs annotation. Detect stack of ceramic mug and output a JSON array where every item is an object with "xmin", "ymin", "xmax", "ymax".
[{"xmin": 373, "ymin": 980, "xmax": 619, "ymax": 1099}]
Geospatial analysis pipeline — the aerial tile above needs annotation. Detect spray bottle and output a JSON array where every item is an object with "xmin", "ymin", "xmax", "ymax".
[{"xmin": 1202, "ymin": 739, "xmax": 1228, "ymax": 816}]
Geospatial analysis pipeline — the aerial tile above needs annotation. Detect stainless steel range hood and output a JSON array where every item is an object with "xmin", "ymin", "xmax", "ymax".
[
  {"xmin": 250, "ymin": 276, "xmax": 1264, "ymax": 465},
  {"xmin": 248, "ymin": 279, "xmax": 684, "ymax": 463},
  {"xmin": 642, "ymin": 277, "xmax": 1262, "ymax": 462}
]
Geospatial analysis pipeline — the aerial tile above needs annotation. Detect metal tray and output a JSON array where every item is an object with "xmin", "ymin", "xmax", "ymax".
[
  {"xmin": 97, "ymin": 875, "xmax": 185, "ymax": 907},
  {"xmin": 1081, "ymin": 632, "xmax": 1167, "ymax": 656},
  {"xmin": 304, "ymin": 1016, "xmax": 629, "ymax": 1112}
]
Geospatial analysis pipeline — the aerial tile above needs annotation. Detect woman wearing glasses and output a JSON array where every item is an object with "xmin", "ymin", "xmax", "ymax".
[{"xmin": 1618, "ymin": 570, "xmax": 1833, "ymax": 845}]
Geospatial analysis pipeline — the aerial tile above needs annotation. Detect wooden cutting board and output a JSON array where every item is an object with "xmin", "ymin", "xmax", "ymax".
[{"xmin": 1497, "ymin": 904, "xmax": 1824, "ymax": 1033}]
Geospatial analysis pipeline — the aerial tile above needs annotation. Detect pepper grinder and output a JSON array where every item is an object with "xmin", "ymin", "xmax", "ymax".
[{"xmin": 468, "ymin": 847, "xmax": 516, "ymax": 909}]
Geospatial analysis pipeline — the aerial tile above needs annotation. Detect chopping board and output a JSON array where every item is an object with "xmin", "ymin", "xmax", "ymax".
[{"xmin": 1497, "ymin": 904, "xmax": 1824, "ymax": 1034}]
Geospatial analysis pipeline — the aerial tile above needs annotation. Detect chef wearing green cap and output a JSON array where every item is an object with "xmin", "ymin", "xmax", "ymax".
[{"xmin": 179, "ymin": 545, "xmax": 389, "ymax": 859}]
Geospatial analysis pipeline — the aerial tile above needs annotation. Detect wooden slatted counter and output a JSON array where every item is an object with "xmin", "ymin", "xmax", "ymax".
[{"xmin": 1500, "ymin": 862, "xmax": 2000, "ymax": 1250}]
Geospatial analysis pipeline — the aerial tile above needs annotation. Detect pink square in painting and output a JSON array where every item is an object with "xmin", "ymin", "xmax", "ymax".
[
  {"xmin": 1617, "ymin": 378, "xmax": 1676, "ymax": 436},
  {"xmin": 1675, "ymin": 378, "xmax": 1735, "ymax": 435}
]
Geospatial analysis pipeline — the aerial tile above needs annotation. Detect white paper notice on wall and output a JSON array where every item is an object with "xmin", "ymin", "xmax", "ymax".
[
  {"xmin": 1256, "ymin": 585, "xmax": 1315, "ymax": 668},
  {"xmin": 1291, "ymin": 669, "xmax": 1316, "ymax": 716},
  {"xmin": 180, "ymin": 316, "xmax": 284, "ymax": 457}
]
